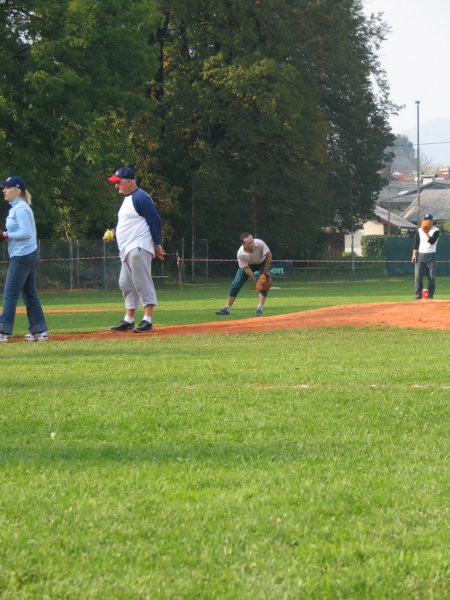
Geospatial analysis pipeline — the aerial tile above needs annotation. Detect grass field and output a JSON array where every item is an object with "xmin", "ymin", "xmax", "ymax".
[{"xmin": 0, "ymin": 276, "xmax": 449, "ymax": 598}]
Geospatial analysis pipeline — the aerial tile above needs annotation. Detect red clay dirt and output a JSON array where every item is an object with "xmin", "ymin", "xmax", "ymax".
[{"xmin": 10, "ymin": 300, "xmax": 450, "ymax": 342}]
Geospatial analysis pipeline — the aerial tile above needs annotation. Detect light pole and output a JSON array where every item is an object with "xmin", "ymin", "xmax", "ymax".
[
  {"xmin": 415, "ymin": 100, "xmax": 421, "ymax": 223},
  {"xmin": 387, "ymin": 160, "xmax": 392, "ymax": 236},
  {"xmin": 349, "ymin": 169, "xmax": 355, "ymax": 279},
  {"xmin": 191, "ymin": 172, "xmax": 195, "ymax": 282}
]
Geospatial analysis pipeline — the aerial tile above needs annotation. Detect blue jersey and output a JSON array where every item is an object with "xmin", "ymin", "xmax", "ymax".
[{"xmin": 115, "ymin": 188, "xmax": 162, "ymax": 260}]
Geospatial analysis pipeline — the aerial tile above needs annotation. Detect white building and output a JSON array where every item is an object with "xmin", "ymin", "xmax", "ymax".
[{"xmin": 344, "ymin": 206, "xmax": 416, "ymax": 256}]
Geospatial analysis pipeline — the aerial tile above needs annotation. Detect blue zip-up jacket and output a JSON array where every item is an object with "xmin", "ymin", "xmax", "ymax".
[{"xmin": 5, "ymin": 198, "xmax": 38, "ymax": 257}]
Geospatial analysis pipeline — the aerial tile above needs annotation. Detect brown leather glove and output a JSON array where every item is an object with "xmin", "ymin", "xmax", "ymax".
[
  {"xmin": 255, "ymin": 273, "xmax": 272, "ymax": 292},
  {"xmin": 421, "ymin": 219, "xmax": 433, "ymax": 233}
]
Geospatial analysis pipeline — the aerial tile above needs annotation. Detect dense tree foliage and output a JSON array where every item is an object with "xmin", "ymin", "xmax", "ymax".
[
  {"xmin": 0, "ymin": 0, "xmax": 159, "ymax": 237},
  {"xmin": 383, "ymin": 134, "xmax": 416, "ymax": 175},
  {"xmin": 0, "ymin": 0, "xmax": 395, "ymax": 257}
]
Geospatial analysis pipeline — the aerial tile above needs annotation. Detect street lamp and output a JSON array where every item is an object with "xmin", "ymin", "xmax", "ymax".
[
  {"xmin": 415, "ymin": 100, "xmax": 421, "ymax": 223},
  {"xmin": 387, "ymin": 160, "xmax": 392, "ymax": 236},
  {"xmin": 191, "ymin": 172, "xmax": 195, "ymax": 282}
]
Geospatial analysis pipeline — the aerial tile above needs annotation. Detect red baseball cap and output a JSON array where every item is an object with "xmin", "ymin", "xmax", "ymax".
[{"xmin": 108, "ymin": 167, "xmax": 135, "ymax": 183}]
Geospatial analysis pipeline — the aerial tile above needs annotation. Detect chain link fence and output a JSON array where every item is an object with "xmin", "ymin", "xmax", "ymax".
[
  {"xmin": 0, "ymin": 236, "xmax": 448, "ymax": 292},
  {"xmin": 0, "ymin": 240, "xmax": 177, "ymax": 291}
]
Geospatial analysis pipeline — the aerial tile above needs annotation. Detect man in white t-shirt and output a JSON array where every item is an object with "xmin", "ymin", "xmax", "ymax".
[
  {"xmin": 216, "ymin": 232, "xmax": 272, "ymax": 316},
  {"xmin": 106, "ymin": 167, "xmax": 165, "ymax": 332},
  {"xmin": 411, "ymin": 213, "xmax": 440, "ymax": 299}
]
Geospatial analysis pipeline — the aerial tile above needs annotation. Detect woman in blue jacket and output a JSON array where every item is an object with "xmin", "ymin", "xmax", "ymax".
[{"xmin": 0, "ymin": 176, "xmax": 48, "ymax": 342}]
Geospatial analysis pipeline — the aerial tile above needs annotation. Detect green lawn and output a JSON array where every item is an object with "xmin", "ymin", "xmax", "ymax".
[{"xmin": 0, "ymin": 279, "xmax": 449, "ymax": 598}]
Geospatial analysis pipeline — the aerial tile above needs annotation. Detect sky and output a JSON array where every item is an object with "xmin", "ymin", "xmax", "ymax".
[{"xmin": 363, "ymin": 0, "xmax": 450, "ymax": 165}]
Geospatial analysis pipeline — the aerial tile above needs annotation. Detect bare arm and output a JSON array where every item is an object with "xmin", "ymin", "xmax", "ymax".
[
  {"xmin": 244, "ymin": 266, "xmax": 257, "ymax": 281},
  {"xmin": 264, "ymin": 251, "xmax": 272, "ymax": 274}
]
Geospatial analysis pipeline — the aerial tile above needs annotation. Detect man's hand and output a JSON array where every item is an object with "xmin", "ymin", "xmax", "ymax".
[
  {"xmin": 102, "ymin": 229, "xmax": 115, "ymax": 242},
  {"xmin": 155, "ymin": 245, "xmax": 166, "ymax": 261},
  {"xmin": 0, "ymin": 231, "xmax": 6, "ymax": 243}
]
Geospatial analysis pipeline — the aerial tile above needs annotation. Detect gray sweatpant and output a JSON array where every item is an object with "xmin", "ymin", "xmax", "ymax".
[{"xmin": 119, "ymin": 247, "xmax": 157, "ymax": 310}]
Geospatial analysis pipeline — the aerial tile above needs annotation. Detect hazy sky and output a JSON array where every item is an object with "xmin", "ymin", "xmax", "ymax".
[
  {"xmin": 363, "ymin": 0, "xmax": 450, "ymax": 164},
  {"xmin": 363, "ymin": 0, "xmax": 450, "ymax": 142}
]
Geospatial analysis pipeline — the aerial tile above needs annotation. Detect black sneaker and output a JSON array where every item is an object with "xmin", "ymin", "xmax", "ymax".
[
  {"xmin": 133, "ymin": 320, "xmax": 153, "ymax": 333},
  {"xmin": 110, "ymin": 320, "xmax": 134, "ymax": 332},
  {"xmin": 215, "ymin": 307, "xmax": 231, "ymax": 315}
]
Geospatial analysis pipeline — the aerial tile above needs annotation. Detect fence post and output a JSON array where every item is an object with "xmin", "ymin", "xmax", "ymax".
[
  {"xmin": 181, "ymin": 237, "xmax": 185, "ymax": 280},
  {"xmin": 69, "ymin": 238, "xmax": 74, "ymax": 290},
  {"xmin": 202, "ymin": 238, "xmax": 209, "ymax": 278},
  {"xmin": 102, "ymin": 240, "xmax": 107, "ymax": 290},
  {"xmin": 37, "ymin": 239, "xmax": 41, "ymax": 286},
  {"xmin": 76, "ymin": 239, "xmax": 80, "ymax": 289}
]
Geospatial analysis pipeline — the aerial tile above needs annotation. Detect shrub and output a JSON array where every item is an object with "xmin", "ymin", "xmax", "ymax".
[{"xmin": 361, "ymin": 235, "xmax": 385, "ymax": 258}]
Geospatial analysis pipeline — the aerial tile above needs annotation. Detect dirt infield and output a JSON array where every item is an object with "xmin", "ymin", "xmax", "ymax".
[{"xmin": 9, "ymin": 300, "xmax": 449, "ymax": 342}]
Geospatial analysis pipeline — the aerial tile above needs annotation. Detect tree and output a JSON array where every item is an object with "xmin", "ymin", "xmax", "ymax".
[
  {"xmin": 298, "ymin": 0, "xmax": 396, "ymax": 232},
  {"xmin": 0, "ymin": 0, "xmax": 160, "ymax": 237},
  {"xmin": 1, "ymin": 0, "xmax": 397, "ymax": 256},
  {"xmin": 138, "ymin": 0, "xmax": 395, "ymax": 258},
  {"xmin": 139, "ymin": 1, "xmax": 332, "ymax": 257},
  {"xmin": 383, "ymin": 134, "xmax": 416, "ymax": 175}
]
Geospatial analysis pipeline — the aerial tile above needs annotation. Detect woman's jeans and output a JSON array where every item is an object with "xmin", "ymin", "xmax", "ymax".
[{"xmin": 0, "ymin": 250, "xmax": 47, "ymax": 335}]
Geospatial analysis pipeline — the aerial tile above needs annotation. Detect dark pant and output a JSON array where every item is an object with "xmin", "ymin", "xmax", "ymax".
[
  {"xmin": 415, "ymin": 253, "xmax": 437, "ymax": 298},
  {"xmin": 0, "ymin": 250, "xmax": 47, "ymax": 335},
  {"xmin": 229, "ymin": 260, "xmax": 269, "ymax": 298}
]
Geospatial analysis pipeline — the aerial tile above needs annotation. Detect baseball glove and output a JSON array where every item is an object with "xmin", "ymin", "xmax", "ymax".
[
  {"xmin": 255, "ymin": 273, "xmax": 272, "ymax": 293},
  {"xmin": 421, "ymin": 219, "xmax": 433, "ymax": 233}
]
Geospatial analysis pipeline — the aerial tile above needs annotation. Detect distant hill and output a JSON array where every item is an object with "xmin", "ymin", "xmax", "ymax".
[{"xmin": 405, "ymin": 118, "xmax": 450, "ymax": 167}]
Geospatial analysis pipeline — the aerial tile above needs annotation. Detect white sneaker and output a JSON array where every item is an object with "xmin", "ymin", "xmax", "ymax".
[
  {"xmin": 0, "ymin": 333, "xmax": 10, "ymax": 343},
  {"xmin": 25, "ymin": 331, "xmax": 48, "ymax": 342}
]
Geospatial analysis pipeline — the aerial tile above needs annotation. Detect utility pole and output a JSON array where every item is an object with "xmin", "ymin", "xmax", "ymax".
[
  {"xmin": 191, "ymin": 172, "xmax": 195, "ymax": 282},
  {"xmin": 415, "ymin": 100, "xmax": 421, "ymax": 223},
  {"xmin": 350, "ymin": 170, "xmax": 355, "ymax": 279}
]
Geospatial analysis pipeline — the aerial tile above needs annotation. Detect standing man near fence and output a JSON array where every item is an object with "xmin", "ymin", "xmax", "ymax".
[
  {"xmin": 411, "ymin": 213, "xmax": 440, "ymax": 300},
  {"xmin": 105, "ymin": 167, "xmax": 165, "ymax": 333},
  {"xmin": 215, "ymin": 232, "xmax": 272, "ymax": 316}
]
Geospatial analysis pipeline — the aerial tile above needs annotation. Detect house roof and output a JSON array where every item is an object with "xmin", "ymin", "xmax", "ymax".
[
  {"xmin": 377, "ymin": 180, "xmax": 417, "ymax": 204},
  {"xmin": 401, "ymin": 180, "xmax": 450, "ymax": 222},
  {"xmin": 374, "ymin": 206, "xmax": 416, "ymax": 229},
  {"xmin": 377, "ymin": 181, "xmax": 420, "ymax": 216}
]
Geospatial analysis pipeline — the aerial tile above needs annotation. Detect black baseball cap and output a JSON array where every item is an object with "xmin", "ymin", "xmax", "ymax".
[
  {"xmin": 0, "ymin": 176, "xmax": 26, "ymax": 192},
  {"xmin": 423, "ymin": 214, "xmax": 433, "ymax": 220},
  {"xmin": 108, "ymin": 167, "xmax": 135, "ymax": 183}
]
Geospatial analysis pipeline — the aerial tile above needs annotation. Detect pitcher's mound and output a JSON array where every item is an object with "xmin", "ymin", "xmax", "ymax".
[{"xmin": 41, "ymin": 300, "xmax": 450, "ymax": 342}]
